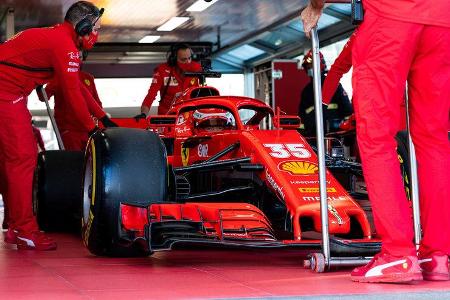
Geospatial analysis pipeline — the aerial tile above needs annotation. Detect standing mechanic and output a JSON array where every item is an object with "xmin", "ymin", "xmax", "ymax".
[
  {"xmin": 298, "ymin": 50, "xmax": 353, "ymax": 137},
  {"xmin": 302, "ymin": 0, "xmax": 450, "ymax": 282},
  {"xmin": 44, "ymin": 60, "xmax": 117, "ymax": 151},
  {"xmin": 135, "ymin": 43, "xmax": 202, "ymax": 118},
  {"xmin": 0, "ymin": 1, "xmax": 104, "ymax": 250}
]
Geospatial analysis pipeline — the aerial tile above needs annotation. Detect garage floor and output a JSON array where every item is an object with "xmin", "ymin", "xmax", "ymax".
[{"xmin": 1, "ymin": 206, "xmax": 450, "ymax": 299}]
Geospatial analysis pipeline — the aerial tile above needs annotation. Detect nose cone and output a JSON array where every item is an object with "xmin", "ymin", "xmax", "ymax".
[{"xmin": 312, "ymin": 205, "xmax": 351, "ymax": 234}]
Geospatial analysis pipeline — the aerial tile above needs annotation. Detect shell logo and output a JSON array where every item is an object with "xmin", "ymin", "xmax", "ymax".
[{"xmin": 278, "ymin": 161, "xmax": 318, "ymax": 175}]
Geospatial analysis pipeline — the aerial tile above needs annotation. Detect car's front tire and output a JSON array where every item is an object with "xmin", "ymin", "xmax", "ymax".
[{"xmin": 81, "ymin": 128, "xmax": 168, "ymax": 257}]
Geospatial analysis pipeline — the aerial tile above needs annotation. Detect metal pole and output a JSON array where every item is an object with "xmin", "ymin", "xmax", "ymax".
[
  {"xmin": 5, "ymin": 7, "xmax": 14, "ymax": 39},
  {"xmin": 311, "ymin": 26, "xmax": 330, "ymax": 267},
  {"xmin": 404, "ymin": 86, "xmax": 421, "ymax": 247},
  {"xmin": 36, "ymin": 86, "xmax": 65, "ymax": 150}
]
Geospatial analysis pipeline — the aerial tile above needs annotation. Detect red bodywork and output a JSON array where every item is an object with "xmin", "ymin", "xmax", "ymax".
[{"xmin": 113, "ymin": 86, "xmax": 376, "ymax": 249}]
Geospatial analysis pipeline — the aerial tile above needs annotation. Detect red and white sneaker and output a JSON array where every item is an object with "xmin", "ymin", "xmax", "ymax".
[
  {"xmin": 3, "ymin": 228, "xmax": 17, "ymax": 244},
  {"xmin": 419, "ymin": 252, "xmax": 449, "ymax": 281},
  {"xmin": 351, "ymin": 252, "xmax": 423, "ymax": 283},
  {"xmin": 16, "ymin": 231, "xmax": 57, "ymax": 251}
]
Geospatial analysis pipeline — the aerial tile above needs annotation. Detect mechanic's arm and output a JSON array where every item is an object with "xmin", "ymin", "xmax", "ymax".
[
  {"xmin": 80, "ymin": 84, "xmax": 117, "ymax": 127},
  {"xmin": 53, "ymin": 46, "xmax": 96, "ymax": 133},
  {"xmin": 335, "ymin": 84, "xmax": 353, "ymax": 118},
  {"xmin": 83, "ymin": 72, "xmax": 103, "ymax": 108},
  {"xmin": 89, "ymin": 73, "xmax": 103, "ymax": 108},
  {"xmin": 301, "ymin": 0, "xmax": 325, "ymax": 38},
  {"xmin": 322, "ymin": 31, "xmax": 356, "ymax": 104},
  {"xmin": 191, "ymin": 61, "xmax": 203, "ymax": 87},
  {"xmin": 81, "ymin": 83, "xmax": 105, "ymax": 119},
  {"xmin": 138, "ymin": 67, "xmax": 163, "ymax": 118},
  {"xmin": 43, "ymin": 79, "xmax": 57, "ymax": 100}
]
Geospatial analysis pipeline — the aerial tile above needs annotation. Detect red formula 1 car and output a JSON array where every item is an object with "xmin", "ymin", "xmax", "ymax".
[{"xmin": 34, "ymin": 74, "xmax": 381, "ymax": 257}]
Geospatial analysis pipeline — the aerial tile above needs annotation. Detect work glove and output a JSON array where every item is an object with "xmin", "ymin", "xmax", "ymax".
[
  {"xmin": 88, "ymin": 126, "xmax": 99, "ymax": 138},
  {"xmin": 134, "ymin": 113, "xmax": 147, "ymax": 122},
  {"xmin": 101, "ymin": 116, "xmax": 118, "ymax": 127},
  {"xmin": 36, "ymin": 85, "xmax": 46, "ymax": 102}
]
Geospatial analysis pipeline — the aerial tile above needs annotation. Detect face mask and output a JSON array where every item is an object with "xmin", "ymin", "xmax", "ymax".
[
  {"xmin": 81, "ymin": 31, "xmax": 98, "ymax": 50},
  {"xmin": 178, "ymin": 61, "xmax": 195, "ymax": 72}
]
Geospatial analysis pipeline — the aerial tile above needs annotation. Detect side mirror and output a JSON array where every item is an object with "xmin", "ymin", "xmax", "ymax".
[
  {"xmin": 273, "ymin": 115, "xmax": 301, "ymax": 129},
  {"xmin": 148, "ymin": 115, "xmax": 177, "ymax": 136}
]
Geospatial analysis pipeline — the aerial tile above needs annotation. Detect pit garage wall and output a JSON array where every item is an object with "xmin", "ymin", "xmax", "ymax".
[
  {"xmin": 253, "ymin": 60, "xmax": 309, "ymax": 116},
  {"xmin": 272, "ymin": 59, "xmax": 309, "ymax": 116}
]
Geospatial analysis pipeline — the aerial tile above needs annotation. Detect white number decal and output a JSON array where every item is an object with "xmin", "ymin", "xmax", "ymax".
[
  {"xmin": 263, "ymin": 144, "xmax": 290, "ymax": 158},
  {"xmin": 264, "ymin": 144, "xmax": 311, "ymax": 158},
  {"xmin": 286, "ymin": 144, "xmax": 311, "ymax": 158}
]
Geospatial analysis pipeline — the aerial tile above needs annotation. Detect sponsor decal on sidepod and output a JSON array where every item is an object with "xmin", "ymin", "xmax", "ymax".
[{"xmin": 266, "ymin": 170, "xmax": 285, "ymax": 200}]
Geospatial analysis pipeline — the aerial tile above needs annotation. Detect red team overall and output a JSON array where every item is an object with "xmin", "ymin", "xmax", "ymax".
[
  {"xmin": 45, "ymin": 70, "xmax": 116, "ymax": 151},
  {"xmin": 137, "ymin": 44, "xmax": 202, "ymax": 117},
  {"xmin": 0, "ymin": 1, "xmax": 103, "ymax": 250},
  {"xmin": 79, "ymin": 70, "xmax": 103, "ymax": 108},
  {"xmin": 302, "ymin": 0, "xmax": 450, "ymax": 282}
]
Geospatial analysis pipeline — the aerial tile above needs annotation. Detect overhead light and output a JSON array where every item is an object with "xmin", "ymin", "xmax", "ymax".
[
  {"xmin": 186, "ymin": 0, "xmax": 219, "ymax": 12},
  {"xmin": 157, "ymin": 17, "xmax": 190, "ymax": 31},
  {"xmin": 139, "ymin": 35, "xmax": 161, "ymax": 43},
  {"xmin": 274, "ymin": 39, "xmax": 283, "ymax": 46}
]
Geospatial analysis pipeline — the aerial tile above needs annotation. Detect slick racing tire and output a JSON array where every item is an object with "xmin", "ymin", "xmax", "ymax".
[
  {"xmin": 33, "ymin": 150, "xmax": 84, "ymax": 232},
  {"xmin": 81, "ymin": 128, "xmax": 168, "ymax": 257},
  {"xmin": 395, "ymin": 131, "xmax": 411, "ymax": 200},
  {"xmin": 395, "ymin": 130, "xmax": 450, "ymax": 200}
]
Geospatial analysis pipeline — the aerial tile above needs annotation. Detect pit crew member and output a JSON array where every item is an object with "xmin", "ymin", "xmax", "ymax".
[
  {"xmin": 0, "ymin": 1, "xmax": 103, "ymax": 250},
  {"xmin": 135, "ymin": 43, "xmax": 202, "ymax": 117},
  {"xmin": 302, "ymin": 0, "xmax": 450, "ymax": 282},
  {"xmin": 298, "ymin": 50, "xmax": 353, "ymax": 136}
]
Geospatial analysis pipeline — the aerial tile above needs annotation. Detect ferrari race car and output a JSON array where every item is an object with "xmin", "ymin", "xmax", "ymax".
[{"xmin": 34, "ymin": 73, "xmax": 383, "ymax": 258}]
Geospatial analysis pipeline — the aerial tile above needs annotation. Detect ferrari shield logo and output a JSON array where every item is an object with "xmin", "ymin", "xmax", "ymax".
[
  {"xmin": 181, "ymin": 147, "xmax": 189, "ymax": 166},
  {"xmin": 84, "ymin": 79, "xmax": 91, "ymax": 86}
]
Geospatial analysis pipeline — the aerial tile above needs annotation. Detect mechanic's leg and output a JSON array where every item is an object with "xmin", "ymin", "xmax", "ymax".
[
  {"xmin": 0, "ymin": 101, "xmax": 56, "ymax": 250},
  {"xmin": 408, "ymin": 25, "xmax": 450, "ymax": 257},
  {"xmin": 2, "ymin": 197, "xmax": 8, "ymax": 230},
  {"xmin": 0, "ymin": 152, "xmax": 8, "ymax": 229},
  {"xmin": 0, "ymin": 100, "xmax": 39, "ymax": 233},
  {"xmin": 157, "ymin": 104, "xmax": 170, "ymax": 115},
  {"xmin": 61, "ymin": 129, "xmax": 88, "ymax": 151},
  {"xmin": 352, "ymin": 12, "xmax": 421, "ymax": 256}
]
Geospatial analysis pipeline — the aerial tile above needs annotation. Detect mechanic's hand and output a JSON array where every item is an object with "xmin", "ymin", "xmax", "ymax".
[
  {"xmin": 100, "ymin": 116, "xmax": 118, "ymax": 127},
  {"xmin": 301, "ymin": 2, "xmax": 324, "ymax": 38},
  {"xmin": 134, "ymin": 113, "xmax": 147, "ymax": 122},
  {"xmin": 36, "ymin": 85, "xmax": 46, "ymax": 102},
  {"xmin": 88, "ymin": 126, "xmax": 99, "ymax": 138}
]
